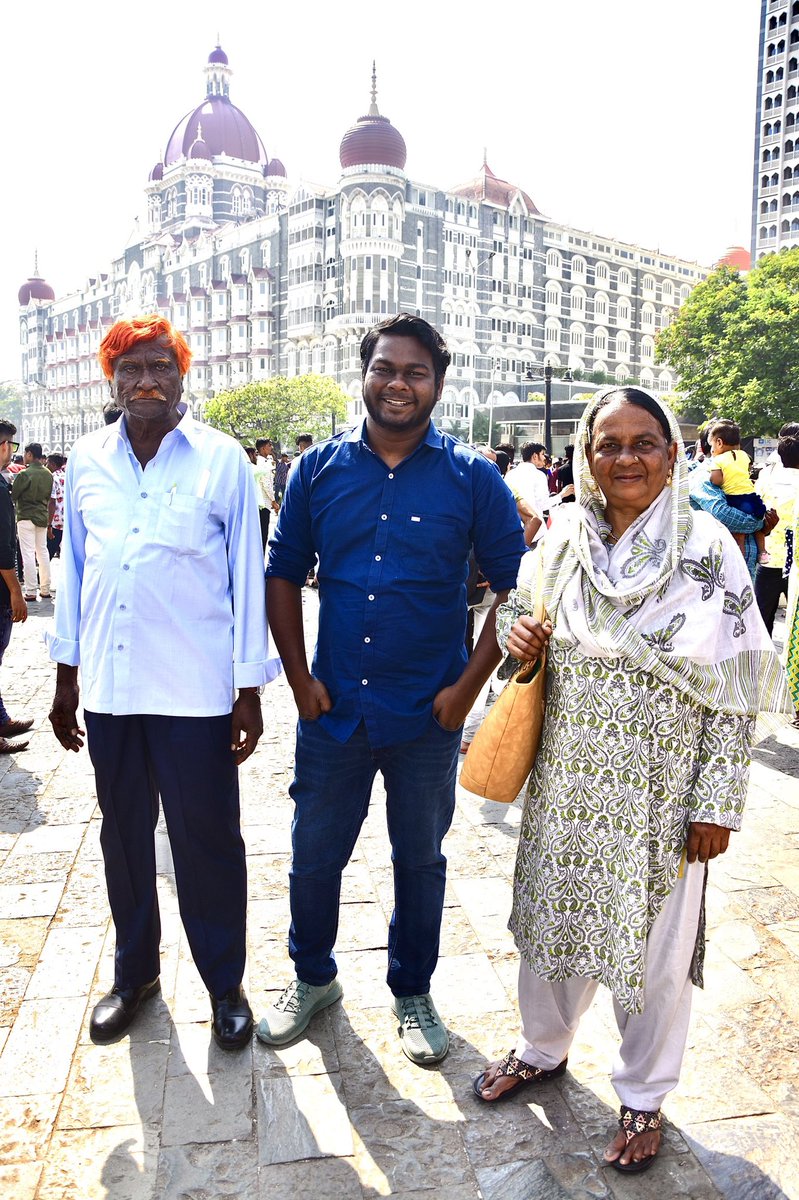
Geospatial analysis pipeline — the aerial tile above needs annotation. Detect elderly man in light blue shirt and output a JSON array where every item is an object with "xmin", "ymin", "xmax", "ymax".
[{"xmin": 47, "ymin": 315, "xmax": 279, "ymax": 1051}]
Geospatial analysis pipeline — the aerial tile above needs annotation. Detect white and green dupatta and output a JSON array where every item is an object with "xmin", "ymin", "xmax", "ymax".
[{"xmin": 534, "ymin": 390, "xmax": 791, "ymax": 718}]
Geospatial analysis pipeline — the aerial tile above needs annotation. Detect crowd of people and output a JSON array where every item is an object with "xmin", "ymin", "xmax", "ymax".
[{"xmin": 0, "ymin": 310, "xmax": 796, "ymax": 1176}]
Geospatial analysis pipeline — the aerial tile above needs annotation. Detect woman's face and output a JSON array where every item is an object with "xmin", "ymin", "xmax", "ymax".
[{"xmin": 587, "ymin": 399, "xmax": 677, "ymax": 514}]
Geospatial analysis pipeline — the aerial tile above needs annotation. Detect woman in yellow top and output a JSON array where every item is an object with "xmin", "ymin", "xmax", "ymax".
[{"xmin": 708, "ymin": 419, "xmax": 768, "ymax": 563}]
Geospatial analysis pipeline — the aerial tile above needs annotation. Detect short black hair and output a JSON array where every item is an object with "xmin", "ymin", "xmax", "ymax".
[
  {"xmin": 707, "ymin": 419, "xmax": 741, "ymax": 448},
  {"xmin": 587, "ymin": 388, "xmax": 671, "ymax": 443},
  {"xmin": 103, "ymin": 404, "xmax": 123, "ymax": 425},
  {"xmin": 698, "ymin": 429, "xmax": 712, "ymax": 456},
  {"xmin": 296, "ymin": 434, "xmax": 312, "ymax": 447},
  {"xmin": 0, "ymin": 419, "xmax": 16, "ymax": 438},
  {"xmin": 25, "ymin": 442, "xmax": 43, "ymax": 459},
  {"xmin": 564, "ymin": 444, "xmax": 574, "ymax": 461},
  {"xmin": 255, "ymin": 438, "xmax": 273, "ymax": 450},
  {"xmin": 778, "ymin": 421, "xmax": 799, "ymax": 438},
  {"xmin": 521, "ymin": 442, "xmax": 546, "ymax": 462},
  {"xmin": 778, "ymin": 434, "xmax": 799, "ymax": 469},
  {"xmin": 360, "ymin": 313, "xmax": 451, "ymax": 388}
]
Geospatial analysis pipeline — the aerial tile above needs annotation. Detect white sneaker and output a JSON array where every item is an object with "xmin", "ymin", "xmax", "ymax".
[
  {"xmin": 255, "ymin": 977, "xmax": 343, "ymax": 1046},
  {"xmin": 393, "ymin": 993, "xmax": 449, "ymax": 1064}
]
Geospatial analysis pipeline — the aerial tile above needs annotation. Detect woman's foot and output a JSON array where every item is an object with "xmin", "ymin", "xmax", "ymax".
[
  {"xmin": 603, "ymin": 1107, "xmax": 662, "ymax": 1173},
  {"xmin": 473, "ymin": 1051, "xmax": 567, "ymax": 1101}
]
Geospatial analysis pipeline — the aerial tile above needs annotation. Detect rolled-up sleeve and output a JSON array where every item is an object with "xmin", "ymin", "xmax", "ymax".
[{"xmin": 470, "ymin": 466, "xmax": 526, "ymax": 593}]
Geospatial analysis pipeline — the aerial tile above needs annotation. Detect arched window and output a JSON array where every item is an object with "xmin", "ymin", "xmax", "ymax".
[
  {"xmin": 642, "ymin": 302, "xmax": 655, "ymax": 326},
  {"xmin": 766, "ymin": 96, "xmax": 774, "ymax": 110},
  {"xmin": 792, "ymin": 217, "xmax": 799, "ymax": 231},
  {"xmin": 571, "ymin": 255, "xmax": 586, "ymax": 279},
  {"xmin": 768, "ymin": 43, "xmax": 777, "ymax": 59},
  {"xmin": 661, "ymin": 280, "xmax": 674, "ymax": 302},
  {"xmin": 594, "ymin": 291, "xmax": 608, "ymax": 318},
  {"xmin": 785, "ymin": 167, "xmax": 793, "ymax": 180},
  {"xmin": 761, "ymin": 226, "xmax": 769, "ymax": 240},
  {"xmin": 790, "ymin": 85, "xmax": 798, "ymax": 100},
  {"xmin": 787, "ymin": 140, "xmax": 795, "ymax": 154},
  {"xmin": 546, "ymin": 249, "xmax": 562, "ymax": 274},
  {"xmin": 594, "ymin": 328, "xmax": 607, "ymax": 352},
  {"xmin": 792, "ymin": 30, "xmax": 799, "ymax": 45},
  {"xmin": 763, "ymin": 174, "xmax": 770, "ymax": 187},
  {"xmin": 783, "ymin": 219, "xmax": 791, "ymax": 233},
  {"xmin": 767, "ymin": 70, "xmax": 775, "ymax": 84},
  {"xmin": 595, "ymin": 261, "xmax": 609, "ymax": 283},
  {"xmin": 773, "ymin": 171, "xmax": 781, "ymax": 184},
  {"xmin": 771, "ymin": 198, "xmax": 779, "ymax": 211},
  {"xmin": 790, "ymin": 58, "xmax": 798, "ymax": 71},
  {"xmin": 770, "ymin": 224, "xmax": 778, "ymax": 237},
  {"xmin": 642, "ymin": 274, "xmax": 655, "ymax": 294},
  {"xmin": 763, "ymin": 200, "xmax": 771, "ymax": 214},
  {"xmin": 570, "ymin": 287, "xmax": 585, "ymax": 315},
  {"xmin": 769, "ymin": 15, "xmax": 777, "ymax": 31},
  {"xmin": 617, "ymin": 297, "xmax": 631, "ymax": 323},
  {"xmin": 775, "ymin": 120, "xmax": 783, "ymax": 133},
  {"xmin": 765, "ymin": 123, "xmax": 773, "ymax": 137},
  {"xmin": 776, "ymin": 94, "xmax": 783, "ymax": 107},
  {"xmin": 618, "ymin": 267, "xmax": 631, "ymax": 290},
  {"xmin": 545, "ymin": 318, "xmax": 561, "ymax": 346},
  {"xmin": 641, "ymin": 336, "xmax": 654, "ymax": 360},
  {"xmin": 570, "ymin": 323, "xmax": 585, "ymax": 349},
  {"xmin": 546, "ymin": 282, "xmax": 562, "ymax": 309},
  {"xmin": 777, "ymin": 67, "xmax": 785, "ymax": 80}
]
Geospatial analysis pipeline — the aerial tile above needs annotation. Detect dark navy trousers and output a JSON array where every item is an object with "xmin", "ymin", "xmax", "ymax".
[{"xmin": 85, "ymin": 711, "xmax": 247, "ymax": 998}]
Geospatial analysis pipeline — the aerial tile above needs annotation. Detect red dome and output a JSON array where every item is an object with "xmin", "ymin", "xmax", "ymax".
[
  {"xmin": 18, "ymin": 277, "xmax": 55, "ymax": 305},
  {"xmin": 340, "ymin": 113, "xmax": 406, "ymax": 170},
  {"xmin": 715, "ymin": 245, "xmax": 751, "ymax": 272},
  {"xmin": 208, "ymin": 45, "xmax": 229, "ymax": 65},
  {"xmin": 165, "ymin": 96, "xmax": 267, "ymax": 166},
  {"xmin": 450, "ymin": 160, "xmax": 540, "ymax": 215}
]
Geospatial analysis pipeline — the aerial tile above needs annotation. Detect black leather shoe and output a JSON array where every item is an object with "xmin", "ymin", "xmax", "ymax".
[
  {"xmin": 89, "ymin": 979, "xmax": 160, "ymax": 1044},
  {"xmin": 211, "ymin": 985, "xmax": 253, "ymax": 1050}
]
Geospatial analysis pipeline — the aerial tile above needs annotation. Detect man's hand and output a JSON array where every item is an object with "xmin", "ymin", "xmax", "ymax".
[
  {"xmin": 506, "ymin": 616, "xmax": 553, "ymax": 663},
  {"xmin": 432, "ymin": 684, "xmax": 472, "ymax": 732},
  {"xmin": 49, "ymin": 674, "xmax": 84, "ymax": 752},
  {"xmin": 291, "ymin": 674, "xmax": 333, "ymax": 721},
  {"xmin": 231, "ymin": 690, "xmax": 263, "ymax": 765},
  {"xmin": 686, "ymin": 821, "xmax": 731, "ymax": 863},
  {"xmin": 762, "ymin": 507, "xmax": 779, "ymax": 535},
  {"xmin": 9, "ymin": 584, "xmax": 27, "ymax": 623}
]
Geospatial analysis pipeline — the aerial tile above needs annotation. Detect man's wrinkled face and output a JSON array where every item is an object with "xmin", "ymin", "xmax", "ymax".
[{"xmin": 111, "ymin": 336, "xmax": 183, "ymax": 428}]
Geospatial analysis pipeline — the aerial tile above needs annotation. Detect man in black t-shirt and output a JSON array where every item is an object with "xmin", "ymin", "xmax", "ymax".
[{"xmin": 0, "ymin": 420, "xmax": 32, "ymax": 753}]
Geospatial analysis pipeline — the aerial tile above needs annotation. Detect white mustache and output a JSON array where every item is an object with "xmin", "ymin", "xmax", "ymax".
[{"xmin": 133, "ymin": 392, "xmax": 167, "ymax": 402}]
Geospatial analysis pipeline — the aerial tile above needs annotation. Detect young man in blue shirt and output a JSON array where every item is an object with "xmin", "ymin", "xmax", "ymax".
[{"xmin": 260, "ymin": 314, "xmax": 525, "ymax": 1063}]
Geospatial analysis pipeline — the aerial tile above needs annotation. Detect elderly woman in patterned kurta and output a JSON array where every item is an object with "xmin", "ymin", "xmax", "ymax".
[{"xmin": 472, "ymin": 388, "xmax": 790, "ymax": 1174}]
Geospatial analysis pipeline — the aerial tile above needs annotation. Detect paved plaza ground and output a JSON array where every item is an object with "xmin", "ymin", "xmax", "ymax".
[{"xmin": 1, "ymin": 583, "xmax": 798, "ymax": 1199}]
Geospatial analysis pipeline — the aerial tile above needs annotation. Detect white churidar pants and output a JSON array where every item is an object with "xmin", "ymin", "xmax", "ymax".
[
  {"xmin": 16, "ymin": 520, "xmax": 50, "ymax": 597},
  {"xmin": 514, "ymin": 858, "xmax": 705, "ymax": 1111}
]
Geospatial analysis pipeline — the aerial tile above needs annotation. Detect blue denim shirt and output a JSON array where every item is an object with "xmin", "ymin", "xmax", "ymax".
[
  {"xmin": 689, "ymin": 473, "xmax": 760, "ymax": 581},
  {"xmin": 267, "ymin": 421, "xmax": 525, "ymax": 747}
]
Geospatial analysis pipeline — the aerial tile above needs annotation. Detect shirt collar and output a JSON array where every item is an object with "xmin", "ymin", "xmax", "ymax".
[
  {"xmin": 348, "ymin": 418, "xmax": 445, "ymax": 452},
  {"xmin": 100, "ymin": 402, "xmax": 195, "ymax": 452}
]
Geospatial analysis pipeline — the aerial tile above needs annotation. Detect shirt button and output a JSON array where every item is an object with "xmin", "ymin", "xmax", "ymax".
[
  {"xmin": 364, "ymin": 636, "xmax": 371, "ymax": 643},
  {"xmin": 140, "ymin": 492, "xmax": 148, "ymax": 498},
  {"xmin": 368, "ymin": 594, "xmax": 375, "ymax": 601},
  {"xmin": 119, "ymin": 604, "xmax": 126, "ymax": 611},
  {"xmin": 381, "ymin": 514, "xmax": 387, "ymax": 521},
  {"xmin": 132, "ymin": 527, "xmax": 139, "ymax": 533},
  {"xmin": 375, "ymin": 554, "xmax": 381, "ymax": 561},
  {"xmin": 388, "ymin": 472, "xmax": 394, "ymax": 479},
  {"xmin": 361, "ymin": 678, "xmax": 368, "ymax": 685},
  {"xmin": 117, "ymin": 644, "xmax": 124, "ymax": 651},
  {"xmin": 123, "ymin": 564, "xmax": 130, "ymax": 571}
]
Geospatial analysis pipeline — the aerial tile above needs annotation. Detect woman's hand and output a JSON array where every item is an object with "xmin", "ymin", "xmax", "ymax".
[{"xmin": 506, "ymin": 616, "xmax": 553, "ymax": 663}]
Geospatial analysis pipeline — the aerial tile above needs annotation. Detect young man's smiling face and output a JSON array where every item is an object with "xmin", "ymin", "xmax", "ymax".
[{"xmin": 362, "ymin": 334, "xmax": 442, "ymax": 436}]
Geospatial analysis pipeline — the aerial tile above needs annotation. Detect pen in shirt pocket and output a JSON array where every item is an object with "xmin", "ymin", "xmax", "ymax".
[{"xmin": 168, "ymin": 484, "xmax": 177, "ymax": 506}]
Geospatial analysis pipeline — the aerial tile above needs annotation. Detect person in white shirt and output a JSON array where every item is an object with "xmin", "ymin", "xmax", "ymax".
[
  {"xmin": 47, "ymin": 315, "xmax": 279, "ymax": 1050},
  {"xmin": 253, "ymin": 437, "xmax": 277, "ymax": 550},
  {"xmin": 505, "ymin": 442, "xmax": 552, "ymax": 544}
]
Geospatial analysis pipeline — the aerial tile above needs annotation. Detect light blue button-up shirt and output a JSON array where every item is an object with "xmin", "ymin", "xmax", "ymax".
[{"xmin": 47, "ymin": 409, "xmax": 279, "ymax": 716}]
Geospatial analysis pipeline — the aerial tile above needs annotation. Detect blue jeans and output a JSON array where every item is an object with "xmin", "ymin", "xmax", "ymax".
[
  {"xmin": 289, "ymin": 717, "xmax": 461, "ymax": 996},
  {"xmin": 0, "ymin": 606, "xmax": 12, "ymax": 724}
]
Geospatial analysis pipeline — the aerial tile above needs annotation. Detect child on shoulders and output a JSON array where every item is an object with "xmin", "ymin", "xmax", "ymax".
[{"xmin": 708, "ymin": 419, "xmax": 769, "ymax": 564}]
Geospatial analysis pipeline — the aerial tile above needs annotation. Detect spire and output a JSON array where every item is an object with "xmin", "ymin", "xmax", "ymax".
[
  {"xmin": 368, "ymin": 61, "xmax": 380, "ymax": 117},
  {"xmin": 205, "ymin": 44, "xmax": 231, "ymax": 97},
  {"xmin": 34, "ymin": 248, "xmax": 39, "ymax": 276}
]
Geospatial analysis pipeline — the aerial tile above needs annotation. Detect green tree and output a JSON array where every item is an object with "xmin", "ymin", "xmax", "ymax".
[
  {"xmin": 656, "ymin": 249, "xmax": 799, "ymax": 435},
  {"xmin": 0, "ymin": 382, "xmax": 25, "ymax": 430},
  {"xmin": 203, "ymin": 374, "xmax": 349, "ymax": 450}
]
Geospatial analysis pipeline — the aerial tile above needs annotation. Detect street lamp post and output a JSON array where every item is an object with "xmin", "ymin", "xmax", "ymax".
[{"xmin": 544, "ymin": 364, "xmax": 553, "ymax": 451}]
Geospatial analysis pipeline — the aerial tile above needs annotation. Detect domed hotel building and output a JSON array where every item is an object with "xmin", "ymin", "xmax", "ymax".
[{"xmin": 18, "ymin": 47, "xmax": 711, "ymax": 451}]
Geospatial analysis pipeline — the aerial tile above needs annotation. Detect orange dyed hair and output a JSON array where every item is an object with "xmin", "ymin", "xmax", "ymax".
[{"xmin": 98, "ymin": 314, "xmax": 192, "ymax": 380}]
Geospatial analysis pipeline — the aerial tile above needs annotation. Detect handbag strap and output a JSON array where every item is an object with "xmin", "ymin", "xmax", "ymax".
[{"xmin": 533, "ymin": 546, "xmax": 546, "ymax": 624}]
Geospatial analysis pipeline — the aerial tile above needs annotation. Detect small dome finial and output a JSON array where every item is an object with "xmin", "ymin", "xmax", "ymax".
[
  {"xmin": 369, "ymin": 61, "xmax": 379, "ymax": 117},
  {"xmin": 34, "ymin": 248, "xmax": 39, "ymax": 276}
]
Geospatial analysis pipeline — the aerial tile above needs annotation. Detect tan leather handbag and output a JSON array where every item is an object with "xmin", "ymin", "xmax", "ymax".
[{"xmin": 460, "ymin": 553, "xmax": 547, "ymax": 804}]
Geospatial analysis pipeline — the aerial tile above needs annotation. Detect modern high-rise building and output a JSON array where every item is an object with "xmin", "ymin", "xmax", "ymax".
[
  {"xmin": 18, "ymin": 47, "xmax": 711, "ymax": 453},
  {"xmin": 752, "ymin": 0, "xmax": 799, "ymax": 259}
]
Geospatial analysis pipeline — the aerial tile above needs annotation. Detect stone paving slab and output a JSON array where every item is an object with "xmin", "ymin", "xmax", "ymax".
[{"xmin": 0, "ymin": 596, "xmax": 797, "ymax": 1197}]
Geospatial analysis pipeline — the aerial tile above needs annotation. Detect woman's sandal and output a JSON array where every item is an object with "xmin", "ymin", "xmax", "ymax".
[
  {"xmin": 472, "ymin": 1050, "xmax": 567, "ymax": 1102},
  {"xmin": 609, "ymin": 1106, "xmax": 662, "ymax": 1174}
]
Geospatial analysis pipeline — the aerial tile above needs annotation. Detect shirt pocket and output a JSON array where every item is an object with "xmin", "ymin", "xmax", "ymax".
[
  {"xmin": 153, "ymin": 493, "xmax": 211, "ymax": 556},
  {"xmin": 397, "ymin": 512, "xmax": 464, "ymax": 583}
]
